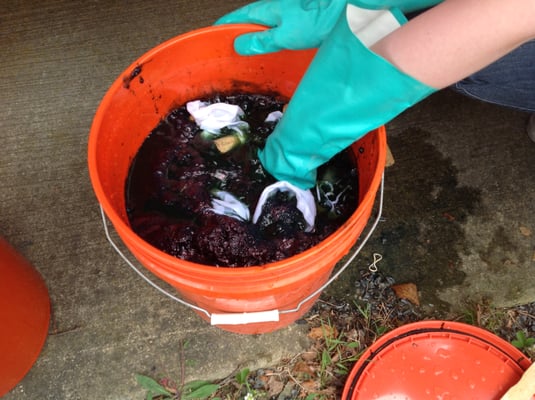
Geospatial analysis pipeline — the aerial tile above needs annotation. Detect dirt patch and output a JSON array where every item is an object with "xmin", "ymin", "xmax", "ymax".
[
  {"xmin": 207, "ymin": 273, "xmax": 535, "ymax": 400},
  {"xmin": 138, "ymin": 269, "xmax": 534, "ymax": 399}
]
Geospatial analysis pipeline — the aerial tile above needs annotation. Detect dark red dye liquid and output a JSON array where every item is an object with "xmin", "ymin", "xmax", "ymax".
[{"xmin": 125, "ymin": 93, "xmax": 359, "ymax": 267}]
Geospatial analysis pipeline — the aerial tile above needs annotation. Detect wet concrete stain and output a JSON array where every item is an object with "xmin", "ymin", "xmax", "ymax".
[
  {"xmin": 479, "ymin": 226, "xmax": 520, "ymax": 273},
  {"xmin": 327, "ymin": 128, "xmax": 483, "ymax": 313}
]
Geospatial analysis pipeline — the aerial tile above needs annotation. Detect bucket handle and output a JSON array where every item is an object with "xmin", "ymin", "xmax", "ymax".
[{"xmin": 99, "ymin": 174, "xmax": 384, "ymax": 326}]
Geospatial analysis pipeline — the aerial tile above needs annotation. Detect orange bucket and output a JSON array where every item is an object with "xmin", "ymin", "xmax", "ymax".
[
  {"xmin": 0, "ymin": 237, "xmax": 50, "ymax": 396},
  {"xmin": 88, "ymin": 25, "xmax": 386, "ymax": 334}
]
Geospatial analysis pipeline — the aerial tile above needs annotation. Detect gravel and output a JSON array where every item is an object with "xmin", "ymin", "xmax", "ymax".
[{"xmin": 209, "ymin": 270, "xmax": 535, "ymax": 400}]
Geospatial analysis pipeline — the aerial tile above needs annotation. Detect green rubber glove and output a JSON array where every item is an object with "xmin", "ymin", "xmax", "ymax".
[
  {"xmin": 214, "ymin": 0, "xmax": 348, "ymax": 55},
  {"xmin": 214, "ymin": 0, "xmax": 443, "ymax": 55},
  {"xmin": 357, "ymin": 0, "xmax": 443, "ymax": 12},
  {"xmin": 258, "ymin": 3, "xmax": 437, "ymax": 189}
]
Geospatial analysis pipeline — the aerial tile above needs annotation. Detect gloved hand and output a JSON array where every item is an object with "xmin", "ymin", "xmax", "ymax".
[
  {"xmin": 214, "ymin": 0, "xmax": 348, "ymax": 55},
  {"xmin": 214, "ymin": 0, "xmax": 443, "ymax": 55},
  {"xmin": 500, "ymin": 362, "xmax": 535, "ymax": 400},
  {"xmin": 258, "ymin": 2, "xmax": 437, "ymax": 189},
  {"xmin": 357, "ymin": 0, "xmax": 443, "ymax": 12}
]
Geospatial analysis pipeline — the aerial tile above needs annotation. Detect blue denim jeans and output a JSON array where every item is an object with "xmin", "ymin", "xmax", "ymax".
[{"xmin": 452, "ymin": 40, "xmax": 535, "ymax": 113}]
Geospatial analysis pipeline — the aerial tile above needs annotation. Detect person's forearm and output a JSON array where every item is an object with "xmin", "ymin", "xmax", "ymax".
[{"xmin": 371, "ymin": 0, "xmax": 535, "ymax": 88}]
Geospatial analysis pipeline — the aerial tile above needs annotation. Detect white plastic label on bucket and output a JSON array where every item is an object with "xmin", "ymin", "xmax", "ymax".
[{"xmin": 210, "ymin": 310, "xmax": 280, "ymax": 326}]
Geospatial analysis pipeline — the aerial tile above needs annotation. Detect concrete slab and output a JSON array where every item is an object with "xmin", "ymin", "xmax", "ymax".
[
  {"xmin": 380, "ymin": 90, "xmax": 535, "ymax": 312},
  {"xmin": 1, "ymin": 1, "xmax": 534, "ymax": 399},
  {"xmin": 325, "ymin": 90, "xmax": 535, "ymax": 314},
  {"xmin": 1, "ymin": 1, "xmax": 309, "ymax": 398}
]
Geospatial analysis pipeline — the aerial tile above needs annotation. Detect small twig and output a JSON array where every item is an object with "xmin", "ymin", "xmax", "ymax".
[
  {"xmin": 305, "ymin": 313, "xmax": 320, "ymax": 322},
  {"xmin": 286, "ymin": 369, "xmax": 308, "ymax": 393},
  {"xmin": 515, "ymin": 309, "xmax": 535, "ymax": 321},
  {"xmin": 49, "ymin": 325, "xmax": 81, "ymax": 336},
  {"xmin": 174, "ymin": 339, "xmax": 186, "ymax": 400},
  {"xmin": 317, "ymin": 299, "xmax": 338, "ymax": 308}
]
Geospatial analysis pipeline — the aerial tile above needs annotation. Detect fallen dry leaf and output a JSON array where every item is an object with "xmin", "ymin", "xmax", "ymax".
[
  {"xmin": 292, "ymin": 361, "xmax": 316, "ymax": 378},
  {"xmin": 300, "ymin": 380, "xmax": 320, "ymax": 392},
  {"xmin": 519, "ymin": 226, "xmax": 532, "ymax": 237},
  {"xmin": 443, "ymin": 212, "xmax": 456, "ymax": 222},
  {"xmin": 391, "ymin": 283, "xmax": 420, "ymax": 306},
  {"xmin": 308, "ymin": 325, "xmax": 338, "ymax": 341},
  {"xmin": 386, "ymin": 145, "xmax": 395, "ymax": 167},
  {"xmin": 266, "ymin": 375, "xmax": 284, "ymax": 398},
  {"xmin": 300, "ymin": 350, "xmax": 318, "ymax": 362}
]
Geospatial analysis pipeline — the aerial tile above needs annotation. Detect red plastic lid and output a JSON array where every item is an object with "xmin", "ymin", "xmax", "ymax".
[{"xmin": 343, "ymin": 320, "xmax": 532, "ymax": 400}]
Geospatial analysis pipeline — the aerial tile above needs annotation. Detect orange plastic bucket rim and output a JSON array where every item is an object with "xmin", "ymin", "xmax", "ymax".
[
  {"xmin": 0, "ymin": 237, "xmax": 50, "ymax": 397},
  {"xmin": 342, "ymin": 320, "xmax": 532, "ymax": 399},
  {"xmin": 88, "ymin": 24, "xmax": 386, "ymax": 333}
]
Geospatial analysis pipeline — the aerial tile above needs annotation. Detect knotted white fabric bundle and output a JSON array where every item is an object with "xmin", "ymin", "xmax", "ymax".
[
  {"xmin": 187, "ymin": 100, "xmax": 317, "ymax": 230},
  {"xmin": 253, "ymin": 181, "xmax": 316, "ymax": 232},
  {"xmin": 186, "ymin": 101, "xmax": 246, "ymax": 133}
]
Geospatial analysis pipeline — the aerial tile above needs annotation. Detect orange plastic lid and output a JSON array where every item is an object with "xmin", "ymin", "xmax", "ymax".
[
  {"xmin": 0, "ymin": 237, "xmax": 50, "ymax": 397},
  {"xmin": 343, "ymin": 320, "xmax": 532, "ymax": 400}
]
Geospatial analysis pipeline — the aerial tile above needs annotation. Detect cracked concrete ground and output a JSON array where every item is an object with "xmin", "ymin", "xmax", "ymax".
[{"xmin": 1, "ymin": 1, "xmax": 534, "ymax": 399}]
